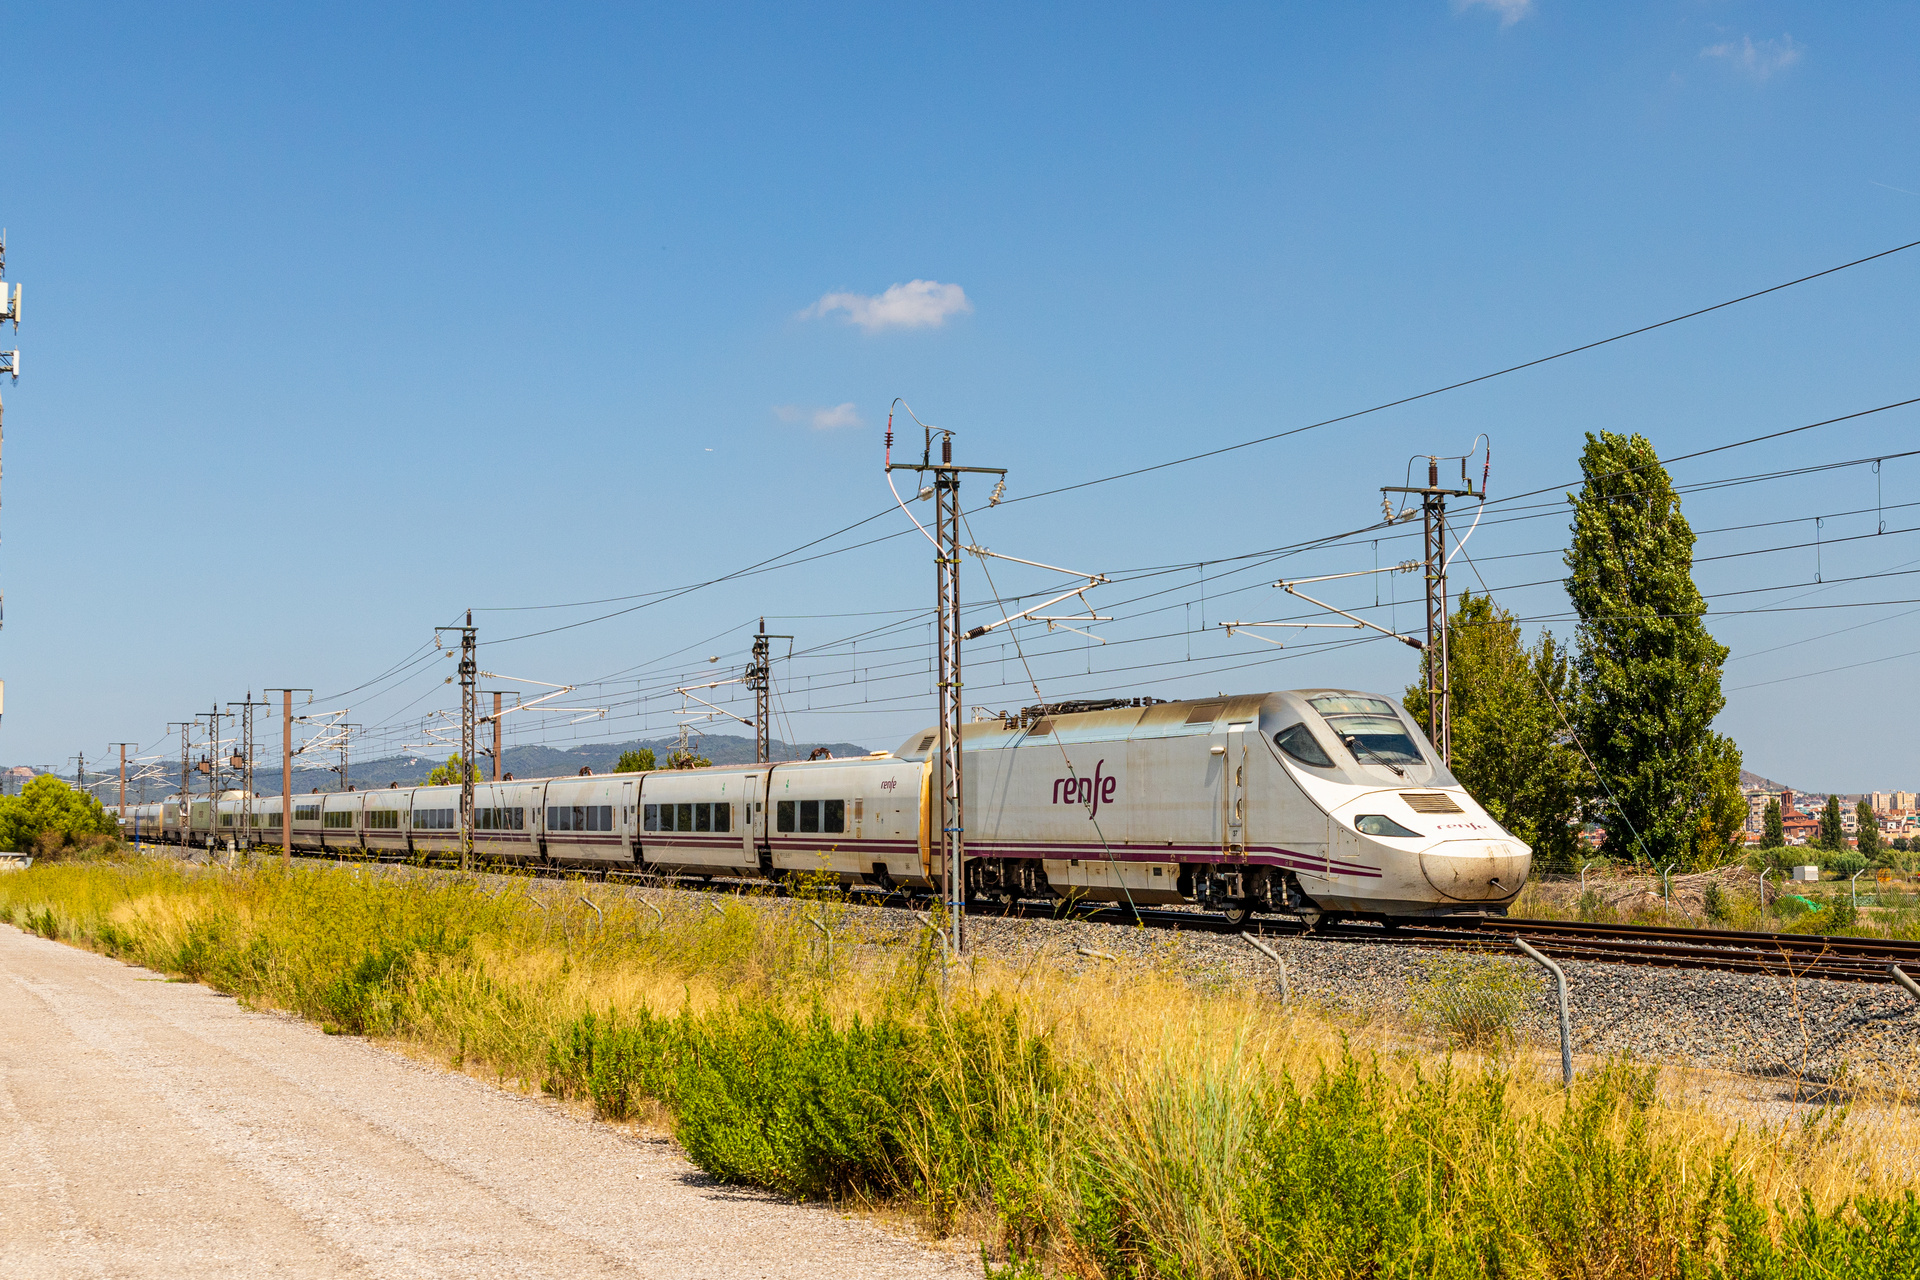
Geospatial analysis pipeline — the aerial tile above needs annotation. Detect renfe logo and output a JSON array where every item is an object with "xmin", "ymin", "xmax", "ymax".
[{"xmin": 1053, "ymin": 759, "xmax": 1118, "ymax": 818}]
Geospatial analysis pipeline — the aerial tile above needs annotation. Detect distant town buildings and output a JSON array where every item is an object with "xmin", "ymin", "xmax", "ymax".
[{"xmin": 1740, "ymin": 783, "xmax": 1920, "ymax": 848}]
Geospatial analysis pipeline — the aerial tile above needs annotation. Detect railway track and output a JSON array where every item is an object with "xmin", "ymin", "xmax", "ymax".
[{"xmin": 198, "ymin": 846, "xmax": 1920, "ymax": 988}]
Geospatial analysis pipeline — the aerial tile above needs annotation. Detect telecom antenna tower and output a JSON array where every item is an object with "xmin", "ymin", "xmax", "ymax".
[
  {"xmin": 0, "ymin": 231, "xmax": 22, "ymax": 723},
  {"xmin": 886, "ymin": 418, "xmax": 1004, "ymax": 957}
]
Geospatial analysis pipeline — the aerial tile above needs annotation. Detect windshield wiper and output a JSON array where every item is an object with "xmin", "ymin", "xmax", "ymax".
[{"xmin": 1342, "ymin": 734, "xmax": 1405, "ymax": 777}]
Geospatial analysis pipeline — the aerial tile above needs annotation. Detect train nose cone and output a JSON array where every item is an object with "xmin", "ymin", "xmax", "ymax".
[{"xmin": 1419, "ymin": 839, "xmax": 1531, "ymax": 902}]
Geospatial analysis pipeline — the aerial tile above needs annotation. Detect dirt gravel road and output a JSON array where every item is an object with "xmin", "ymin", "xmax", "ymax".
[{"xmin": 0, "ymin": 925, "xmax": 974, "ymax": 1279}]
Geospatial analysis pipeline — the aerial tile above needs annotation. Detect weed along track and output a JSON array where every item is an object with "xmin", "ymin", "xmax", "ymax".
[
  {"xmin": 12, "ymin": 854, "xmax": 1920, "ymax": 1277},
  {"xmin": 283, "ymin": 847, "xmax": 1920, "ymax": 988}
]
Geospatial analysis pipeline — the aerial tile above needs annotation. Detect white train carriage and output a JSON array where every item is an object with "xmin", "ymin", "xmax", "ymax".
[
  {"xmin": 362, "ymin": 788, "xmax": 411, "ymax": 856},
  {"xmin": 926, "ymin": 690, "xmax": 1528, "ymax": 924},
  {"xmin": 287, "ymin": 795, "xmax": 326, "ymax": 852},
  {"xmin": 407, "ymin": 784, "xmax": 469, "ymax": 859},
  {"xmin": 762, "ymin": 755, "xmax": 924, "ymax": 885},
  {"xmin": 472, "ymin": 779, "xmax": 544, "ymax": 862},
  {"xmin": 541, "ymin": 774, "xmax": 634, "ymax": 866},
  {"xmin": 637, "ymin": 765, "xmax": 758, "ymax": 875}
]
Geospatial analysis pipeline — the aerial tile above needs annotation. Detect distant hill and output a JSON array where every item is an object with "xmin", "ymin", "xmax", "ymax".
[
  {"xmin": 1740, "ymin": 769, "xmax": 1799, "ymax": 794},
  {"xmin": 110, "ymin": 733, "xmax": 882, "ymax": 797}
]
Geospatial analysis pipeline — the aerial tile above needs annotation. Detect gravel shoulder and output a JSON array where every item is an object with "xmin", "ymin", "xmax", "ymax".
[{"xmin": 0, "ymin": 922, "xmax": 975, "ymax": 1280}]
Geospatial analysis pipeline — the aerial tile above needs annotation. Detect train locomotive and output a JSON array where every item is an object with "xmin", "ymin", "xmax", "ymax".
[{"xmin": 124, "ymin": 688, "xmax": 1529, "ymax": 925}]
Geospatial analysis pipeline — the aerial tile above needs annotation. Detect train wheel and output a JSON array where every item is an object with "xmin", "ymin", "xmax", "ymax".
[{"xmin": 1222, "ymin": 899, "xmax": 1251, "ymax": 926}]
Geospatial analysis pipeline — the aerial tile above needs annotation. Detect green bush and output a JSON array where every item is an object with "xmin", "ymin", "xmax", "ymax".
[
  {"xmin": 1409, "ymin": 955, "xmax": 1535, "ymax": 1051},
  {"xmin": 1824, "ymin": 850, "xmax": 1869, "ymax": 878}
]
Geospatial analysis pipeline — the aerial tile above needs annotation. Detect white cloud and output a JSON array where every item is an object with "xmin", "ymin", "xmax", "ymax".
[
  {"xmin": 1701, "ymin": 34, "xmax": 1802, "ymax": 82},
  {"xmin": 801, "ymin": 279, "xmax": 973, "ymax": 333},
  {"xmin": 773, "ymin": 402, "xmax": 864, "ymax": 430},
  {"xmin": 1454, "ymin": 0, "xmax": 1531, "ymax": 27}
]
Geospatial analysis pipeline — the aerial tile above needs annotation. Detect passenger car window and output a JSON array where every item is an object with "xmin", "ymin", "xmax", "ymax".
[
  {"xmin": 714, "ymin": 802, "xmax": 730, "ymax": 833},
  {"xmin": 800, "ymin": 800, "xmax": 820, "ymax": 833},
  {"xmin": 823, "ymin": 799, "xmax": 844, "ymax": 833},
  {"xmin": 777, "ymin": 800, "xmax": 795, "ymax": 832},
  {"xmin": 644, "ymin": 804, "xmax": 659, "ymax": 831}
]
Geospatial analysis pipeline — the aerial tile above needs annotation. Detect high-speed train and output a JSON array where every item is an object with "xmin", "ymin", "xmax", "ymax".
[{"xmin": 124, "ymin": 689, "xmax": 1530, "ymax": 925}]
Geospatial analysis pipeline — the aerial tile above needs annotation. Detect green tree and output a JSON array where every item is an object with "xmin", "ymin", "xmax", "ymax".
[
  {"xmin": 667, "ymin": 750, "xmax": 713, "ymax": 770},
  {"xmin": 1856, "ymin": 799, "xmax": 1882, "ymax": 862},
  {"xmin": 0, "ymin": 775, "xmax": 121, "ymax": 854},
  {"xmin": 1564, "ymin": 431, "xmax": 1742, "ymax": 868},
  {"xmin": 427, "ymin": 753, "xmax": 480, "ymax": 786},
  {"xmin": 1404, "ymin": 593, "xmax": 1584, "ymax": 871},
  {"xmin": 1761, "ymin": 798, "xmax": 1784, "ymax": 848},
  {"xmin": 614, "ymin": 748, "xmax": 656, "ymax": 773},
  {"xmin": 1818, "ymin": 794, "xmax": 1846, "ymax": 851}
]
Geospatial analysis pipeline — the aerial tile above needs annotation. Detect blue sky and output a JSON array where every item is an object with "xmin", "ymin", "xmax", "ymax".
[{"xmin": 3, "ymin": 1, "xmax": 1917, "ymax": 793}]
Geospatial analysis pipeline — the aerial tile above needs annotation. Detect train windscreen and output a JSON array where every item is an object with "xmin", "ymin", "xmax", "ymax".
[{"xmin": 1307, "ymin": 695, "xmax": 1426, "ymax": 767}]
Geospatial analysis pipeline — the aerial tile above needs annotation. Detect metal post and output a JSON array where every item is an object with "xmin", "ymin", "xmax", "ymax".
[
  {"xmin": 1383, "ymin": 460, "xmax": 1477, "ymax": 766},
  {"xmin": 936, "ymin": 436, "xmax": 964, "ymax": 952},
  {"xmin": 334, "ymin": 722, "xmax": 361, "ymax": 792},
  {"xmin": 744, "ymin": 619, "xmax": 792, "ymax": 765},
  {"xmin": 492, "ymin": 693, "xmax": 502, "ymax": 780},
  {"xmin": 228, "ymin": 693, "xmax": 268, "ymax": 850},
  {"xmin": 1660, "ymin": 862, "xmax": 1676, "ymax": 914},
  {"xmin": 459, "ymin": 613, "xmax": 476, "ymax": 869},
  {"xmin": 1890, "ymin": 963, "xmax": 1920, "ymax": 1002},
  {"xmin": 1580, "ymin": 859, "xmax": 1599, "ymax": 896},
  {"xmin": 1513, "ymin": 936, "xmax": 1574, "ymax": 1087},
  {"xmin": 169, "ymin": 721, "xmax": 192, "ymax": 846},
  {"xmin": 111, "ymin": 742, "xmax": 136, "ymax": 822},
  {"xmin": 884, "ymin": 423, "xmax": 1004, "ymax": 960},
  {"xmin": 1239, "ymin": 931, "xmax": 1292, "ymax": 1003},
  {"xmin": 265, "ymin": 688, "xmax": 309, "ymax": 865}
]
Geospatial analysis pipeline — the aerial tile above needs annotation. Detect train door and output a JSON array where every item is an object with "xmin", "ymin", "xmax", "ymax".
[
  {"xmin": 743, "ymin": 773, "xmax": 762, "ymax": 862},
  {"xmin": 1209, "ymin": 723, "xmax": 1250, "ymax": 859},
  {"xmin": 1224, "ymin": 721, "xmax": 1250, "ymax": 857},
  {"xmin": 622, "ymin": 779, "xmax": 635, "ymax": 859}
]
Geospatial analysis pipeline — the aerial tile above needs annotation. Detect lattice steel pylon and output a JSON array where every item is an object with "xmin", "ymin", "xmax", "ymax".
[
  {"xmin": 436, "ymin": 612, "xmax": 479, "ymax": 870},
  {"xmin": 887, "ymin": 422, "xmax": 1004, "ymax": 957},
  {"xmin": 1382, "ymin": 456, "xmax": 1481, "ymax": 765},
  {"xmin": 744, "ymin": 618, "xmax": 793, "ymax": 764},
  {"xmin": 229, "ymin": 692, "xmax": 269, "ymax": 850}
]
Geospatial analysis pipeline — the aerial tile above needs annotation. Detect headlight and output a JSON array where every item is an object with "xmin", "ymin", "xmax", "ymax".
[{"xmin": 1355, "ymin": 814, "xmax": 1420, "ymax": 838}]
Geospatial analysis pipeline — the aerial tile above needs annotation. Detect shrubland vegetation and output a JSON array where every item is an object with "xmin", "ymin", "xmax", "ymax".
[
  {"xmin": 0, "ymin": 775, "xmax": 120, "ymax": 856},
  {"xmin": 6, "ymin": 854, "xmax": 1920, "ymax": 1277}
]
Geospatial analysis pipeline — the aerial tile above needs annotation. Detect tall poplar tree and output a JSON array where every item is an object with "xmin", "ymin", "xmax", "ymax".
[
  {"xmin": 1856, "ymin": 799, "xmax": 1881, "ymax": 861},
  {"xmin": 1405, "ymin": 593, "xmax": 1583, "ymax": 870},
  {"xmin": 1762, "ymin": 798, "xmax": 1784, "ymax": 848},
  {"xmin": 1820, "ymin": 794, "xmax": 1847, "ymax": 851},
  {"xmin": 1564, "ymin": 431, "xmax": 1743, "ymax": 867}
]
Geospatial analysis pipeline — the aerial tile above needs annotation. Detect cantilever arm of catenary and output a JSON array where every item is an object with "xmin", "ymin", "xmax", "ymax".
[
  {"xmin": 1217, "ymin": 619, "xmax": 1368, "ymax": 648},
  {"xmin": 1277, "ymin": 562, "xmax": 1424, "ymax": 587},
  {"xmin": 958, "ymin": 546, "xmax": 1112, "ymax": 642},
  {"xmin": 472, "ymin": 676, "xmax": 577, "ymax": 722},
  {"xmin": 674, "ymin": 686, "xmax": 755, "ymax": 730},
  {"xmin": 1275, "ymin": 584, "xmax": 1426, "ymax": 650}
]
